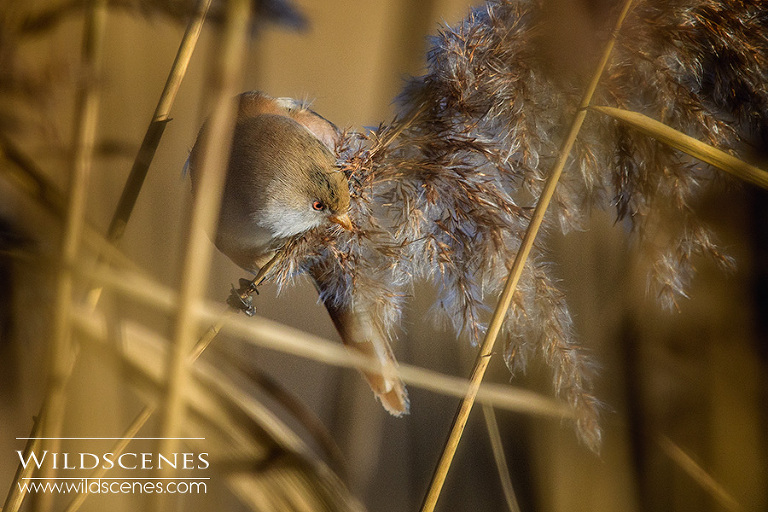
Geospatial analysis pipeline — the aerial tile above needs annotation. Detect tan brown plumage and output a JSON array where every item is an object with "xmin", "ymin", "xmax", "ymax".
[{"xmin": 188, "ymin": 91, "xmax": 409, "ymax": 416}]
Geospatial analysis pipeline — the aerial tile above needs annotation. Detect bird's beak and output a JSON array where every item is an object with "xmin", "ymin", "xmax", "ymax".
[{"xmin": 329, "ymin": 212, "xmax": 353, "ymax": 230}]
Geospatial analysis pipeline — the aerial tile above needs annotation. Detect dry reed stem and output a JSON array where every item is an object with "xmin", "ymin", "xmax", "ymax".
[
  {"xmin": 591, "ymin": 106, "xmax": 768, "ymax": 190},
  {"xmin": 70, "ymin": 266, "xmax": 571, "ymax": 418},
  {"xmin": 105, "ymin": 0, "xmax": 213, "ymax": 243},
  {"xmin": 86, "ymin": 0, "xmax": 213, "ymax": 308},
  {"xmin": 656, "ymin": 434, "xmax": 743, "ymax": 512},
  {"xmin": 1, "ymin": 415, "xmax": 43, "ymax": 512},
  {"xmin": 189, "ymin": 249, "xmax": 282, "ymax": 358},
  {"xmin": 481, "ymin": 405, "xmax": 521, "ymax": 512},
  {"xmin": 420, "ymin": 1, "xmax": 636, "ymax": 510},
  {"xmin": 69, "ymin": 306, "xmax": 360, "ymax": 512},
  {"xmin": 57, "ymin": 254, "xmax": 282, "ymax": 511},
  {"xmin": 27, "ymin": 2, "xmax": 108, "ymax": 512},
  {"xmin": 153, "ymin": 0, "xmax": 250, "ymax": 510}
]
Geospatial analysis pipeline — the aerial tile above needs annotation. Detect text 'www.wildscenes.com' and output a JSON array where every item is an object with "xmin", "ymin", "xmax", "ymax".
[{"xmin": 18, "ymin": 479, "xmax": 208, "ymax": 495}]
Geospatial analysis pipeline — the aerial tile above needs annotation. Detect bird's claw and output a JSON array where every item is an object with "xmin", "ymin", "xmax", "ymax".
[{"xmin": 227, "ymin": 278, "xmax": 260, "ymax": 316}]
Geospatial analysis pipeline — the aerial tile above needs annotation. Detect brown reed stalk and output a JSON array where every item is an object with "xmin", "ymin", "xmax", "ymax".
[
  {"xmin": 24, "ymin": 2, "xmax": 108, "ymax": 512},
  {"xmin": 188, "ymin": 250, "xmax": 282, "ymax": 360},
  {"xmin": 482, "ymin": 405, "xmax": 520, "ymax": 512},
  {"xmin": 419, "ymin": 1, "xmax": 636, "ymax": 510},
  {"xmin": 1, "ymin": 414, "xmax": 43, "ymax": 512},
  {"xmin": 61, "ymin": 405, "xmax": 157, "ymax": 512},
  {"xmin": 105, "ymin": 0, "xmax": 213, "ymax": 244},
  {"xmin": 656, "ymin": 434, "xmax": 743, "ymax": 512},
  {"xmin": 0, "ymin": 134, "xmax": 140, "ymax": 272},
  {"xmin": 152, "ymin": 0, "xmax": 251, "ymax": 509},
  {"xmin": 85, "ymin": 0, "xmax": 213, "ymax": 309},
  {"xmin": 63, "ymin": 252, "xmax": 278, "ymax": 512}
]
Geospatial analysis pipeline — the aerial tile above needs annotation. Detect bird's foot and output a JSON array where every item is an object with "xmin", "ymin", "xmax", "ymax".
[{"xmin": 227, "ymin": 278, "xmax": 260, "ymax": 316}]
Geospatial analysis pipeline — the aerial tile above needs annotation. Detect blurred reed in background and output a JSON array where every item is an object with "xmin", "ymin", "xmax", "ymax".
[{"xmin": 0, "ymin": 1, "xmax": 766, "ymax": 511}]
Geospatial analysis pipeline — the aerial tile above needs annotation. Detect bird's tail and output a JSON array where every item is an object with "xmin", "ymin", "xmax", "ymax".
[
  {"xmin": 308, "ymin": 268, "xmax": 409, "ymax": 415},
  {"xmin": 321, "ymin": 299, "xmax": 410, "ymax": 416}
]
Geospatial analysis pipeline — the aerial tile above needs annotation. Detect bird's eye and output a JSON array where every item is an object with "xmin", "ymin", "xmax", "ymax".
[{"xmin": 312, "ymin": 200, "xmax": 326, "ymax": 211}]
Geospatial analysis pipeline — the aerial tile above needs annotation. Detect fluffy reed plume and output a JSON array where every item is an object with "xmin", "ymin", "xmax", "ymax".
[{"xmin": 267, "ymin": 0, "xmax": 768, "ymax": 451}]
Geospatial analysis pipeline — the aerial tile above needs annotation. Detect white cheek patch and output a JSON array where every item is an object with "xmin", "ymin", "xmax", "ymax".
[{"xmin": 256, "ymin": 206, "xmax": 323, "ymax": 238}]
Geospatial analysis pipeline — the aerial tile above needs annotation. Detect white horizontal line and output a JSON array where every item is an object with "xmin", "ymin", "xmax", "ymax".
[{"xmin": 16, "ymin": 438, "xmax": 205, "ymax": 440}]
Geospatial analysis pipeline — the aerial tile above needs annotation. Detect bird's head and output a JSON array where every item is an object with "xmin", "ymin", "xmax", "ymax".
[{"xmin": 253, "ymin": 114, "xmax": 352, "ymax": 238}]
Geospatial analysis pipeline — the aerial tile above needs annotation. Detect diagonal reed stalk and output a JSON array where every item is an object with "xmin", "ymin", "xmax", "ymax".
[
  {"xmin": 590, "ymin": 105, "xmax": 768, "ymax": 190},
  {"xmin": 105, "ymin": 0, "xmax": 213, "ymax": 244},
  {"xmin": 656, "ymin": 434, "xmax": 743, "ymax": 512},
  {"xmin": 419, "ymin": 1, "xmax": 636, "ymax": 510},
  {"xmin": 189, "ymin": 251, "xmax": 281, "ymax": 360},
  {"xmin": 0, "ymin": 134, "xmax": 140, "ymax": 272},
  {"xmin": 61, "ymin": 406, "xmax": 157, "ymax": 512},
  {"xmin": 152, "ymin": 0, "xmax": 251, "ymax": 510},
  {"xmin": 61, "ymin": 252, "xmax": 280, "ymax": 512},
  {"xmin": 87, "ymin": 0, "xmax": 213, "ymax": 308}
]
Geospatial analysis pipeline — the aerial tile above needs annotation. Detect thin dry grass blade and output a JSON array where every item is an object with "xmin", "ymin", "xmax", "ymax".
[
  {"xmin": 0, "ymin": 133, "xmax": 140, "ymax": 272},
  {"xmin": 86, "ymin": 0, "xmax": 214, "ymax": 309},
  {"xmin": 63, "ymin": 255, "xmax": 288, "ymax": 511},
  {"xmin": 0, "ymin": 133, "xmax": 66, "ymax": 214},
  {"xmin": 154, "ymin": 3, "xmax": 251, "ymax": 512},
  {"xmin": 70, "ymin": 267, "xmax": 571, "ymax": 419},
  {"xmin": 29, "ymin": 2, "xmax": 108, "ymax": 511},
  {"xmin": 61, "ymin": 405, "xmax": 157, "ymax": 512},
  {"xmin": 2, "ymin": 417, "xmax": 43, "ymax": 512},
  {"xmin": 420, "ymin": 1, "xmax": 636, "ymax": 510},
  {"xmin": 70, "ymin": 305, "xmax": 363, "ymax": 512},
  {"xmin": 189, "ymin": 251, "xmax": 281, "ymax": 361},
  {"xmin": 656, "ymin": 434, "xmax": 743, "ymax": 512},
  {"xmin": 482, "ymin": 405, "xmax": 521, "ymax": 512},
  {"xmin": 106, "ymin": 0, "xmax": 213, "ymax": 243},
  {"xmin": 591, "ymin": 105, "xmax": 768, "ymax": 190}
]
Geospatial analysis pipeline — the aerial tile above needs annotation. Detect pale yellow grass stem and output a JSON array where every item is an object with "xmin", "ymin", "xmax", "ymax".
[
  {"xmin": 30, "ymin": 2, "xmax": 108, "ymax": 512},
  {"xmin": 152, "ymin": 0, "xmax": 250, "ymax": 510},
  {"xmin": 482, "ymin": 405, "xmax": 521, "ymax": 512}
]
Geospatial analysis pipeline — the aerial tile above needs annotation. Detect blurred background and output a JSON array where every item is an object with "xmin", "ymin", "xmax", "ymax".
[{"xmin": 0, "ymin": 0, "xmax": 766, "ymax": 511}]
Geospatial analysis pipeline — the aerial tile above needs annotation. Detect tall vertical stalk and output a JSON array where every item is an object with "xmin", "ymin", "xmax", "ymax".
[
  {"xmin": 2, "ymin": 2, "xmax": 213, "ymax": 509},
  {"xmin": 419, "ymin": 1, "xmax": 636, "ymax": 510},
  {"xmin": 482, "ymin": 405, "xmax": 521, "ymax": 512},
  {"xmin": 152, "ymin": 0, "xmax": 251, "ymax": 509},
  {"xmin": 31, "ymin": 1, "xmax": 108, "ymax": 511}
]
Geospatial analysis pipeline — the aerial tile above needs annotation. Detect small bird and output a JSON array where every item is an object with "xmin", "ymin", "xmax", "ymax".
[
  {"xmin": 187, "ymin": 91, "xmax": 409, "ymax": 416},
  {"xmin": 187, "ymin": 91, "xmax": 352, "ymax": 271}
]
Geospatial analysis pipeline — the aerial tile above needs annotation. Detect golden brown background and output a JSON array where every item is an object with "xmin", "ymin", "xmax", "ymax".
[{"xmin": 1, "ymin": 1, "xmax": 766, "ymax": 511}]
